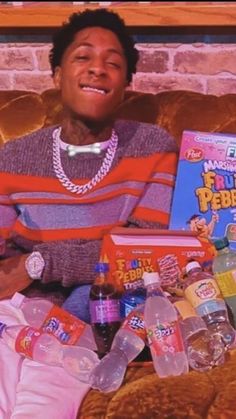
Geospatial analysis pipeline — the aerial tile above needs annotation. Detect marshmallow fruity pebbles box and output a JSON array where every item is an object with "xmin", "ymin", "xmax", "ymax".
[{"xmin": 170, "ymin": 130, "xmax": 236, "ymax": 249}]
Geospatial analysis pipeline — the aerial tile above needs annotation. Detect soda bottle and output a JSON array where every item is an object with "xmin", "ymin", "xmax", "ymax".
[
  {"xmin": 212, "ymin": 237, "xmax": 236, "ymax": 328},
  {"xmin": 120, "ymin": 287, "xmax": 146, "ymax": 319},
  {"xmin": 120, "ymin": 287, "xmax": 151, "ymax": 362},
  {"xmin": 11, "ymin": 292, "xmax": 96, "ymax": 350},
  {"xmin": 143, "ymin": 272, "xmax": 189, "ymax": 378},
  {"xmin": 89, "ymin": 304, "xmax": 146, "ymax": 393},
  {"xmin": 89, "ymin": 262, "xmax": 121, "ymax": 358},
  {"xmin": 184, "ymin": 261, "xmax": 235, "ymax": 348},
  {"xmin": 170, "ymin": 295, "xmax": 225, "ymax": 371},
  {"xmin": 0, "ymin": 322, "xmax": 99, "ymax": 383}
]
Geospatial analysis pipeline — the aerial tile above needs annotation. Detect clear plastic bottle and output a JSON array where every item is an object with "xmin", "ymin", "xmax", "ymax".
[
  {"xmin": 0, "ymin": 322, "xmax": 99, "ymax": 383},
  {"xmin": 170, "ymin": 295, "xmax": 225, "ymax": 371},
  {"xmin": 143, "ymin": 272, "xmax": 189, "ymax": 378},
  {"xmin": 212, "ymin": 237, "xmax": 236, "ymax": 328},
  {"xmin": 89, "ymin": 304, "xmax": 146, "ymax": 393},
  {"xmin": 11, "ymin": 292, "xmax": 96, "ymax": 350},
  {"xmin": 184, "ymin": 261, "xmax": 235, "ymax": 348},
  {"xmin": 89, "ymin": 262, "xmax": 121, "ymax": 358}
]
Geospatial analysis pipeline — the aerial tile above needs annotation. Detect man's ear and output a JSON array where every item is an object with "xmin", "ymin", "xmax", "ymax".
[{"xmin": 53, "ymin": 67, "xmax": 62, "ymax": 90}]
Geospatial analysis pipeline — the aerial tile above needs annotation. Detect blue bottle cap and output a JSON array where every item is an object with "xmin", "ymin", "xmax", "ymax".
[{"xmin": 95, "ymin": 262, "xmax": 109, "ymax": 273}]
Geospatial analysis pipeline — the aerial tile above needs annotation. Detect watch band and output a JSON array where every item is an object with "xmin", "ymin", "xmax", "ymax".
[{"xmin": 25, "ymin": 251, "xmax": 45, "ymax": 280}]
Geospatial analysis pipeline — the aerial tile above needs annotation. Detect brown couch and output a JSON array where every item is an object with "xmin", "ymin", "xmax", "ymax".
[{"xmin": 1, "ymin": 88, "xmax": 236, "ymax": 418}]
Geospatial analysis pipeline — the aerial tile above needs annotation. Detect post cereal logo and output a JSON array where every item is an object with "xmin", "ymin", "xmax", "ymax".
[
  {"xmin": 195, "ymin": 282, "xmax": 216, "ymax": 300},
  {"xmin": 185, "ymin": 147, "xmax": 203, "ymax": 162}
]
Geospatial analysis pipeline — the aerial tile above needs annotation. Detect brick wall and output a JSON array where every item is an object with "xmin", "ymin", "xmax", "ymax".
[{"xmin": 1, "ymin": 42, "xmax": 236, "ymax": 95}]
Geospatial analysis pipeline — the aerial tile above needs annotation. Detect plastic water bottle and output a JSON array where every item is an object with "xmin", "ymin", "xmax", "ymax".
[
  {"xmin": 184, "ymin": 261, "xmax": 235, "ymax": 348},
  {"xmin": 11, "ymin": 292, "xmax": 96, "ymax": 350},
  {"xmin": 170, "ymin": 295, "xmax": 225, "ymax": 371},
  {"xmin": 89, "ymin": 304, "xmax": 146, "ymax": 392},
  {"xmin": 89, "ymin": 262, "xmax": 121, "ymax": 358},
  {"xmin": 0, "ymin": 322, "xmax": 99, "ymax": 383},
  {"xmin": 212, "ymin": 237, "xmax": 236, "ymax": 328},
  {"xmin": 143, "ymin": 272, "xmax": 189, "ymax": 377}
]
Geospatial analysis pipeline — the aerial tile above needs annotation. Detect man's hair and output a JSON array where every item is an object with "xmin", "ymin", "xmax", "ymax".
[{"xmin": 49, "ymin": 8, "xmax": 139, "ymax": 84}]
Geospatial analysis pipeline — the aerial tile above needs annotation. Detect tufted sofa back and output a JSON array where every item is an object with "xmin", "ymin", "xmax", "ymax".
[{"xmin": 1, "ymin": 89, "xmax": 236, "ymax": 146}]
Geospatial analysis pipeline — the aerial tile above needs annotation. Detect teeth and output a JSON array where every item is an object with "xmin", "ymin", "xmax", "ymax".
[{"xmin": 82, "ymin": 86, "xmax": 106, "ymax": 95}]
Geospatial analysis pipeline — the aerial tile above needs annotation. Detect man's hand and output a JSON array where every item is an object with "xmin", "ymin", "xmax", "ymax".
[{"xmin": 0, "ymin": 254, "xmax": 33, "ymax": 300}]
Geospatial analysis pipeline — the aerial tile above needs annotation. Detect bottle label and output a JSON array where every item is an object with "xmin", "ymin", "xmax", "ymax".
[
  {"xmin": 120, "ymin": 300, "xmax": 137, "ymax": 318},
  {"xmin": 147, "ymin": 321, "xmax": 184, "ymax": 356},
  {"xmin": 15, "ymin": 326, "xmax": 42, "ymax": 359},
  {"xmin": 122, "ymin": 310, "xmax": 146, "ymax": 342},
  {"xmin": 41, "ymin": 306, "xmax": 86, "ymax": 345},
  {"xmin": 185, "ymin": 279, "xmax": 222, "ymax": 309},
  {"xmin": 89, "ymin": 299, "xmax": 120, "ymax": 323},
  {"xmin": 174, "ymin": 300, "xmax": 196, "ymax": 320},
  {"xmin": 215, "ymin": 270, "xmax": 236, "ymax": 298}
]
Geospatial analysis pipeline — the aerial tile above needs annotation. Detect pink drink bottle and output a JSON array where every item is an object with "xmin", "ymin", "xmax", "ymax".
[
  {"xmin": 143, "ymin": 272, "xmax": 189, "ymax": 377},
  {"xmin": 11, "ymin": 292, "xmax": 96, "ymax": 350},
  {"xmin": 0, "ymin": 322, "xmax": 99, "ymax": 382},
  {"xmin": 90, "ymin": 304, "xmax": 145, "ymax": 392}
]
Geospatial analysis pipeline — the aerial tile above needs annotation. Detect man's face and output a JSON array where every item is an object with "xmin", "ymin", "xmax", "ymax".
[{"xmin": 53, "ymin": 26, "xmax": 128, "ymax": 124}]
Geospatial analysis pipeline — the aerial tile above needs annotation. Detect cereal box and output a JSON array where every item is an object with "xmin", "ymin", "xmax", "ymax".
[
  {"xmin": 101, "ymin": 227, "xmax": 214, "ymax": 292},
  {"xmin": 170, "ymin": 130, "xmax": 236, "ymax": 249}
]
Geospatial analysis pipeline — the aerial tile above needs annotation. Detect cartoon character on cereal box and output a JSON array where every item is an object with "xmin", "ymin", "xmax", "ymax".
[{"xmin": 187, "ymin": 211, "xmax": 219, "ymax": 241}]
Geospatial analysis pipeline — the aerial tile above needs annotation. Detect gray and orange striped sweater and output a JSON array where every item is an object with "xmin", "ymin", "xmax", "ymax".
[{"xmin": 0, "ymin": 119, "xmax": 177, "ymax": 290}]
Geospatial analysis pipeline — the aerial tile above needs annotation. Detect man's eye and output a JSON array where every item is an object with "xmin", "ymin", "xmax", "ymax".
[
  {"xmin": 107, "ymin": 62, "xmax": 120, "ymax": 69},
  {"xmin": 75, "ymin": 55, "xmax": 88, "ymax": 61}
]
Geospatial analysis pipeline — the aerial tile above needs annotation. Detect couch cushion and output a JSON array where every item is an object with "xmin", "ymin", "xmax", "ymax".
[
  {"xmin": 0, "ymin": 91, "xmax": 46, "ymax": 144},
  {"xmin": 1, "ymin": 89, "xmax": 236, "ymax": 148}
]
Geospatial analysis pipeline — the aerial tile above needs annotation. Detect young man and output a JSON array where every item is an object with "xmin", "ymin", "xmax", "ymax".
[
  {"xmin": 0, "ymin": 9, "xmax": 177, "ymax": 320},
  {"xmin": 0, "ymin": 8, "xmax": 178, "ymax": 417}
]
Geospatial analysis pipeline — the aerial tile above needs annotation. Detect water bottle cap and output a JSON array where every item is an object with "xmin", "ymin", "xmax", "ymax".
[
  {"xmin": 94, "ymin": 262, "xmax": 109, "ymax": 273},
  {"xmin": 214, "ymin": 237, "xmax": 229, "ymax": 250},
  {"xmin": 11, "ymin": 292, "xmax": 25, "ymax": 308},
  {"xmin": 143, "ymin": 272, "xmax": 160, "ymax": 287},
  {"xmin": 185, "ymin": 261, "xmax": 201, "ymax": 274}
]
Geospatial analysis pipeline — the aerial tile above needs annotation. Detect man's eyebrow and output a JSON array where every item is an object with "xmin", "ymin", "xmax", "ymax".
[{"xmin": 75, "ymin": 42, "xmax": 124, "ymax": 56}]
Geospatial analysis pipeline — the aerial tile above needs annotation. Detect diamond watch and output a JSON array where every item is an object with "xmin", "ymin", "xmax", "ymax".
[{"xmin": 25, "ymin": 251, "xmax": 45, "ymax": 280}]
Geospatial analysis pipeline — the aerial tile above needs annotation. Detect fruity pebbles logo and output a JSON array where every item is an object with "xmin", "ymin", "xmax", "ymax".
[
  {"xmin": 112, "ymin": 258, "xmax": 154, "ymax": 289},
  {"xmin": 185, "ymin": 146, "xmax": 236, "ymax": 213}
]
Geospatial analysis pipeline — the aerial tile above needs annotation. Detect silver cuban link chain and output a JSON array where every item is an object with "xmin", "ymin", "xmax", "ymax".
[{"xmin": 52, "ymin": 127, "xmax": 118, "ymax": 195}]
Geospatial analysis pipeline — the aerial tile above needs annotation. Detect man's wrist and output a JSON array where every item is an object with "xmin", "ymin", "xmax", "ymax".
[{"xmin": 25, "ymin": 251, "xmax": 45, "ymax": 280}]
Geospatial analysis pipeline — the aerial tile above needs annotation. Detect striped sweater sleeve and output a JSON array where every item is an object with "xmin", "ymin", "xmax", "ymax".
[
  {"xmin": 33, "ymin": 238, "xmax": 102, "ymax": 287},
  {"xmin": 127, "ymin": 151, "xmax": 177, "ymax": 229}
]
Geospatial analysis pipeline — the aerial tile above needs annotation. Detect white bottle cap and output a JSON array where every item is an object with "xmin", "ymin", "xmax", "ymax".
[
  {"xmin": 143, "ymin": 272, "xmax": 160, "ymax": 287},
  {"xmin": 185, "ymin": 261, "xmax": 201, "ymax": 274},
  {"xmin": 11, "ymin": 292, "xmax": 25, "ymax": 308}
]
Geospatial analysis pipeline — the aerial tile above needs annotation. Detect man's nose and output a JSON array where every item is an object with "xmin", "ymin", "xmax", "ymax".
[{"xmin": 88, "ymin": 57, "xmax": 106, "ymax": 76}]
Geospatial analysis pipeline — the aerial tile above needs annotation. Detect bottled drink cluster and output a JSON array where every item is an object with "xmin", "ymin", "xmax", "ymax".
[{"xmin": 1, "ymin": 236, "xmax": 236, "ymax": 394}]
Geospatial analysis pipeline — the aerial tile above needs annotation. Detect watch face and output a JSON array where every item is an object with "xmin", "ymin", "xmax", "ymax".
[{"xmin": 26, "ymin": 252, "xmax": 45, "ymax": 279}]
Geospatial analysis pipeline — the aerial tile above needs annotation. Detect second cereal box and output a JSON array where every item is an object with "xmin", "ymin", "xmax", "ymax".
[{"xmin": 170, "ymin": 130, "xmax": 236, "ymax": 248}]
